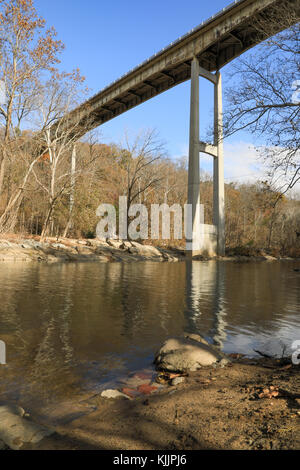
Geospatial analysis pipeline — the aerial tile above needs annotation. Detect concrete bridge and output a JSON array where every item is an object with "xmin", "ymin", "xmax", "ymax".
[{"xmin": 55, "ymin": 0, "xmax": 299, "ymax": 256}]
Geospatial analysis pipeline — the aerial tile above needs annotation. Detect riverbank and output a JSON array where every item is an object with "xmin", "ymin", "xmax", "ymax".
[
  {"xmin": 0, "ymin": 236, "xmax": 184, "ymax": 263},
  {"xmin": 2, "ymin": 355, "xmax": 298, "ymax": 451},
  {"xmin": 0, "ymin": 236, "xmax": 298, "ymax": 263}
]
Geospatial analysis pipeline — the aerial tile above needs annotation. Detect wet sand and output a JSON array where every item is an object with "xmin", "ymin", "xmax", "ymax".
[{"xmin": 23, "ymin": 358, "xmax": 300, "ymax": 451}]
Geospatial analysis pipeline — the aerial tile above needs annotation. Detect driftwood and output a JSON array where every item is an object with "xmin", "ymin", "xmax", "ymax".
[{"xmin": 253, "ymin": 349, "xmax": 273, "ymax": 359}]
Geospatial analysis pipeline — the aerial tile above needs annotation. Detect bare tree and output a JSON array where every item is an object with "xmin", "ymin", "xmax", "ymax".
[
  {"xmin": 223, "ymin": 3, "xmax": 300, "ymax": 196},
  {"xmin": 117, "ymin": 129, "xmax": 166, "ymax": 227},
  {"xmin": 0, "ymin": 133, "xmax": 42, "ymax": 232},
  {"xmin": 30, "ymin": 73, "xmax": 99, "ymax": 239}
]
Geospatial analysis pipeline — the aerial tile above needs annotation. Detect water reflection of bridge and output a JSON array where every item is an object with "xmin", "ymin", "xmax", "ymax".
[{"xmin": 185, "ymin": 261, "xmax": 228, "ymax": 348}]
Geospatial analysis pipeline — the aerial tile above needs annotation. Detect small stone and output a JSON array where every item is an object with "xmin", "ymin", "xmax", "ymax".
[
  {"xmin": 184, "ymin": 332, "xmax": 209, "ymax": 345},
  {"xmin": 101, "ymin": 389, "xmax": 129, "ymax": 400},
  {"xmin": 171, "ymin": 377, "xmax": 185, "ymax": 386},
  {"xmin": 219, "ymin": 358, "xmax": 230, "ymax": 367}
]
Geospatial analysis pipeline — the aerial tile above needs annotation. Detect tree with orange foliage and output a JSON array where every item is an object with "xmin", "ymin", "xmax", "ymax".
[{"xmin": 0, "ymin": 0, "xmax": 64, "ymax": 197}]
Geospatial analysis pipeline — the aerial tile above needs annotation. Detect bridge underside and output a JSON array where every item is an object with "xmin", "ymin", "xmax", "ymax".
[
  {"xmin": 61, "ymin": 0, "xmax": 299, "ymax": 137},
  {"xmin": 91, "ymin": 25, "xmax": 257, "ymax": 125}
]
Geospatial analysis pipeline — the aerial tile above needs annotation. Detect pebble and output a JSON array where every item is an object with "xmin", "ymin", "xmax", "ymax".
[
  {"xmin": 101, "ymin": 389, "xmax": 130, "ymax": 399},
  {"xmin": 171, "ymin": 377, "xmax": 185, "ymax": 386}
]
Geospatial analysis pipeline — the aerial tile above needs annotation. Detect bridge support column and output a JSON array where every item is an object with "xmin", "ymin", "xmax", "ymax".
[
  {"xmin": 186, "ymin": 57, "xmax": 201, "ymax": 256},
  {"xmin": 213, "ymin": 72, "xmax": 225, "ymax": 256},
  {"xmin": 186, "ymin": 58, "xmax": 225, "ymax": 257}
]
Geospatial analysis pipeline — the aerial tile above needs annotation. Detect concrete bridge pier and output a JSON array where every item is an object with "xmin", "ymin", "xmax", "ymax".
[
  {"xmin": 186, "ymin": 57, "xmax": 202, "ymax": 256},
  {"xmin": 186, "ymin": 57, "xmax": 225, "ymax": 257},
  {"xmin": 213, "ymin": 72, "xmax": 225, "ymax": 256}
]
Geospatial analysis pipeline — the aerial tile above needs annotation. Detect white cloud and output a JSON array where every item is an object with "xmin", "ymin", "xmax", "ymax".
[
  {"xmin": 222, "ymin": 141, "xmax": 267, "ymax": 184},
  {"xmin": 173, "ymin": 141, "xmax": 267, "ymax": 184},
  {"xmin": 172, "ymin": 141, "xmax": 300, "ymax": 194}
]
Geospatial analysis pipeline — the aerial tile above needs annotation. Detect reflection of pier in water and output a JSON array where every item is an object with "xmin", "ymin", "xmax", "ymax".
[{"xmin": 185, "ymin": 261, "xmax": 228, "ymax": 348}]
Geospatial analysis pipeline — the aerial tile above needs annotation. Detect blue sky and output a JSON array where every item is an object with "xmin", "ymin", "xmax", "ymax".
[{"xmin": 35, "ymin": 0, "xmax": 265, "ymax": 183}]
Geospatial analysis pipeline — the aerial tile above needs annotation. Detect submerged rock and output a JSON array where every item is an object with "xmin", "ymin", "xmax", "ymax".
[
  {"xmin": 0, "ymin": 404, "xmax": 53, "ymax": 450},
  {"xmin": 155, "ymin": 337, "xmax": 226, "ymax": 372}
]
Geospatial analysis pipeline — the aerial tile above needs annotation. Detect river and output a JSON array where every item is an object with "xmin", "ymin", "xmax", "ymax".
[{"xmin": 0, "ymin": 260, "xmax": 299, "ymax": 414}]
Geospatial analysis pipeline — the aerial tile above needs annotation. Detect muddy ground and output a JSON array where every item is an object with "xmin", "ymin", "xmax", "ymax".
[{"xmin": 23, "ymin": 357, "xmax": 299, "ymax": 451}]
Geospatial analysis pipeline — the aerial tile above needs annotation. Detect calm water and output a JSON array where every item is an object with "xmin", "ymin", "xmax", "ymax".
[{"xmin": 0, "ymin": 260, "xmax": 299, "ymax": 412}]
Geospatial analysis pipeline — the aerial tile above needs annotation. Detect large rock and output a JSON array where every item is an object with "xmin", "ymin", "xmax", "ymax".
[
  {"xmin": 0, "ymin": 404, "xmax": 53, "ymax": 450},
  {"xmin": 130, "ymin": 242, "xmax": 162, "ymax": 258},
  {"xmin": 154, "ymin": 336, "xmax": 225, "ymax": 372}
]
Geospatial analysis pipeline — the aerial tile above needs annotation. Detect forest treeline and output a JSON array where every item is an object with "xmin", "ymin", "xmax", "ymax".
[{"xmin": 1, "ymin": 134, "xmax": 300, "ymax": 257}]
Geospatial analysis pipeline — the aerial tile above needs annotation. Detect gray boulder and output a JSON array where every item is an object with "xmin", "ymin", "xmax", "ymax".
[
  {"xmin": 130, "ymin": 242, "xmax": 162, "ymax": 258},
  {"xmin": 155, "ymin": 337, "xmax": 225, "ymax": 372}
]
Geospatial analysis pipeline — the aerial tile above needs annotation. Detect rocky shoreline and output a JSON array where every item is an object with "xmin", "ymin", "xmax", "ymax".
[
  {"xmin": 0, "ymin": 335, "xmax": 299, "ymax": 450},
  {"xmin": 0, "ymin": 237, "xmax": 184, "ymax": 263},
  {"xmin": 0, "ymin": 237, "xmax": 298, "ymax": 263}
]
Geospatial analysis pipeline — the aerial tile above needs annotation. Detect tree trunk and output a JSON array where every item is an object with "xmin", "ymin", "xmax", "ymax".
[{"xmin": 41, "ymin": 204, "xmax": 54, "ymax": 240}]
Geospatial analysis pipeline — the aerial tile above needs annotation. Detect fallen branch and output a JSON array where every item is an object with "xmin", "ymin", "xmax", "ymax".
[{"xmin": 254, "ymin": 349, "xmax": 273, "ymax": 359}]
